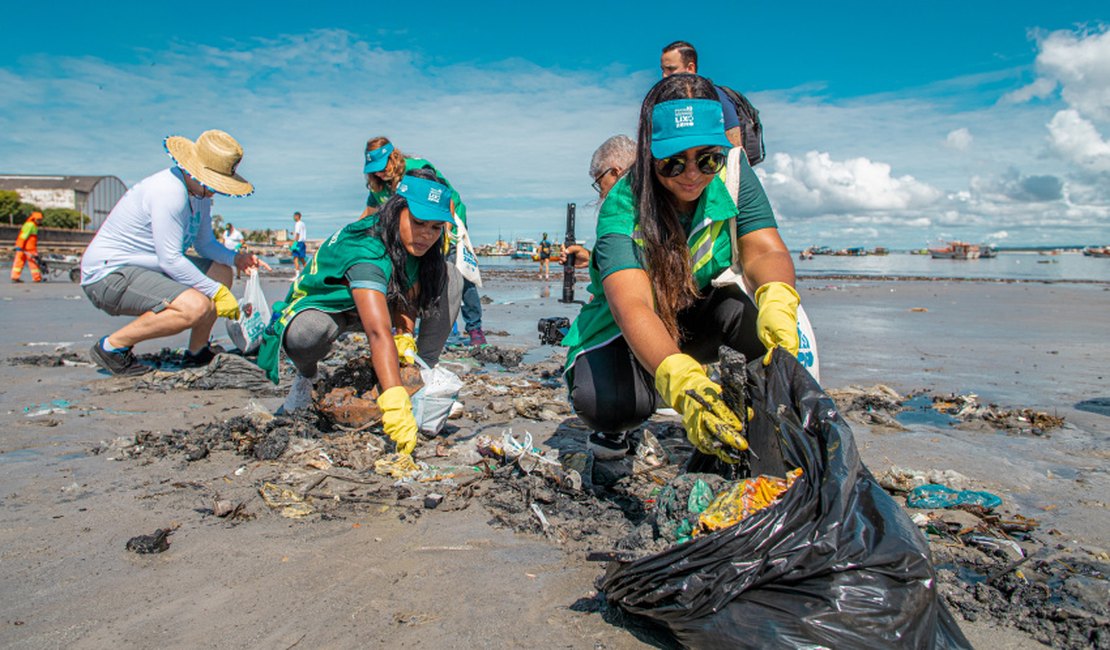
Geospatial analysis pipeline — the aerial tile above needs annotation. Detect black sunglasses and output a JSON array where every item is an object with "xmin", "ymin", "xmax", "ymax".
[
  {"xmin": 591, "ymin": 168, "xmax": 615, "ymax": 194},
  {"xmin": 654, "ymin": 151, "xmax": 727, "ymax": 178}
]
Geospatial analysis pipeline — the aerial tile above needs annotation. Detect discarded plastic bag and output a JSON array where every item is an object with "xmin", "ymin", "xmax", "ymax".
[
  {"xmin": 453, "ymin": 214, "xmax": 482, "ymax": 287},
  {"xmin": 410, "ymin": 357, "xmax": 463, "ymax": 435},
  {"xmin": 259, "ymin": 482, "xmax": 313, "ymax": 518},
  {"xmin": 696, "ymin": 467, "xmax": 803, "ymax": 535},
  {"xmin": 907, "ymin": 483, "xmax": 1002, "ymax": 510},
  {"xmin": 226, "ymin": 269, "xmax": 271, "ymax": 354},
  {"xmin": 599, "ymin": 348, "xmax": 971, "ymax": 649}
]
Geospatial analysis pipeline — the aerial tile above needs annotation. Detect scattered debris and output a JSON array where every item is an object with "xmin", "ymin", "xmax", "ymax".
[
  {"xmin": 828, "ymin": 385, "xmax": 1066, "ymax": 434},
  {"xmin": 7, "ymin": 352, "xmax": 93, "ymax": 367}
]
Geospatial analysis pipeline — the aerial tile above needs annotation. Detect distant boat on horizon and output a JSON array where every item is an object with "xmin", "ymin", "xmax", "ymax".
[{"xmin": 929, "ymin": 241, "xmax": 981, "ymax": 260}]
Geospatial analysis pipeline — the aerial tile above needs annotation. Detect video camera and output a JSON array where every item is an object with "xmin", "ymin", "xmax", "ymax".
[{"xmin": 537, "ymin": 317, "xmax": 570, "ymax": 346}]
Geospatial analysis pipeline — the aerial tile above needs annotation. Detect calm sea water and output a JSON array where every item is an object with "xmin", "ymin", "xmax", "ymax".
[{"xmin": 476, "ymin": 251, "xmax": 1110, "ymax": 283}]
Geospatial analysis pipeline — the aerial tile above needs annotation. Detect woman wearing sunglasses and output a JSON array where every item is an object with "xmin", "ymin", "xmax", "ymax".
[
  {"xmin": 562, "ymin": 73, "xmax": 800, "ymax": 462},
  {"xmin": 257, "ymin": 169, "xmax": 452, "ymax": 457}
]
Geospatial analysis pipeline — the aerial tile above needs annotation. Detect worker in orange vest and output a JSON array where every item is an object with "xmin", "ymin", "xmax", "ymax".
[{"xmin": 11, "ymin": 211, "xmax": 44, "ymax": 283}]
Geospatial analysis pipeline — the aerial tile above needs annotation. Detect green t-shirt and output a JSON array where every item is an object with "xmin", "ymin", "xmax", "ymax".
[
  {"xmin": 561, "ymin": 155, "xmax": 777, "ymax": 375},
  {"xmin": 256, "ymin": 216, "xmax": 419, "ymax": 383}
]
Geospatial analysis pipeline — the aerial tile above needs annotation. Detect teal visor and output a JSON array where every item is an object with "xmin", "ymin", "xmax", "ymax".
[
  {"xmin": 364, "ymin": 142, "xmax": 395, "ymax": 173},
  {"xmin": 397, "ymin": 175, "xmax": 454, "ymax": 223},
  {"xmin": 650, "ymin": 99, "xmax": 731, "ymax": 159}
]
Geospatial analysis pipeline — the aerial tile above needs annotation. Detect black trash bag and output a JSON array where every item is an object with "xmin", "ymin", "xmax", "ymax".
[{"xmin": 599, "ymin": 348, "xmax": 971, "ymax": 649}]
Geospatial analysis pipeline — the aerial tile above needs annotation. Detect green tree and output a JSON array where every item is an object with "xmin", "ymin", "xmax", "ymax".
[
  {"xmin": 41, "ymin": 208, "xmax": 89, "ymax": 229},
  {"xmin": 0, "ymin": 190, "xmax": 21, "ymax": 225}
]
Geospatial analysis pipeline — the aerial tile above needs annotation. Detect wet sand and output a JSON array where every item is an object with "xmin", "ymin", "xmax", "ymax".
[{"xmin": 0, "ymin": 273, "xmax": 1107, "ymax": 648}]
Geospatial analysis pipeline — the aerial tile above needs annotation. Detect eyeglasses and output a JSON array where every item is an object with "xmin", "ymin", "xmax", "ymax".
[
  {"xmin": 654, "ymin": 151, "xmax": 726, "ymax": 178},
  {"xmin": 591, "ymin": 168, "xmax": 615, "ymax": 194}
]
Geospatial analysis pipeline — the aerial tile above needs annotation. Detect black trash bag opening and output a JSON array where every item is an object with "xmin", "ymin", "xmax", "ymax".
[{"xmin": 599, "ymin": 348, "xmax": 971, "ymax": 649}]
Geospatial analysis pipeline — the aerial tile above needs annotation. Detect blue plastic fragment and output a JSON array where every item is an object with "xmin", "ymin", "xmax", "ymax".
[{"xmin": 906, "ymin": 483, "xmax": 1002, "ymax": 510}]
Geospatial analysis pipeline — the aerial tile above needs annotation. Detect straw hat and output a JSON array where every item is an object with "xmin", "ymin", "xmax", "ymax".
[{"xmin": 164, "ymin": 130, "xmax": 253, "ymax": 197}]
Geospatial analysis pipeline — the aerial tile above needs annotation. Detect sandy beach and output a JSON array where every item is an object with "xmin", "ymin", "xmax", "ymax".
[{"xmin": 1, "ymin": 272, "xmax": 1107, "ymax": 649}]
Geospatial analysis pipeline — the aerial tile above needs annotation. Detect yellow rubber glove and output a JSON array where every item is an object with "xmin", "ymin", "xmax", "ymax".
[
  {"xmin": 213, "ymin": 285, "xmax": 240, "ymax": 319},
  {"xmin": 394, "ymin": 333, "xmax": 418, "ymax": 366},
  {"xmin": 376, "ymin": 385, "xmax": 418, "ymax": 456},
  {"xmin": 655, "ymin": 353, "xmax": 748, "ymax": 463},
  {"xmin": 754, "ymin": 281, "xmax": 800, "ymax": 365}
]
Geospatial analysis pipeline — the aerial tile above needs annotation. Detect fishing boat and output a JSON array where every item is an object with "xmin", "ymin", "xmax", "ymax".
[
  {"xmin": 476, "ymin": 238, "xmax": 512, "ymax": 256},
  {"xmin": 510, "ymin": 239, "xmax": 538, "ymax": 260},
  {"xmin": 979, "ymin": 245, "xmax": 998, "ymax": 259},
  {"xmin": 929, "ymin": 241, "xmax": 980, "ymax": 259},
  {"xmin": 1082, "ymin": 245, "xmax": 1110, "ymax": 258}
]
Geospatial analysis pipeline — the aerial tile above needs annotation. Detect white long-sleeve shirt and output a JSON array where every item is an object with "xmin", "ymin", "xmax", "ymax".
[{"xmin": 81, "ymin": 167, "xmax": 236, "ymax": 297}]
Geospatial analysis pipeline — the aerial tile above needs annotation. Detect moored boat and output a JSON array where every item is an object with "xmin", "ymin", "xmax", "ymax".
[
  {"xmin": 510, "ymin": 239, "xmax": 538, "ymax": 260},
  {"xmin": 929, "ymin": 241, "xmax": 980, "ymax": 259}
]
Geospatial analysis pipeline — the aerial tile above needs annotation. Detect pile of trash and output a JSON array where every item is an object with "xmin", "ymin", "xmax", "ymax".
[
  {"xmin": 828, "ymin": 384, "xmax": 1066, "ymax": 435},
  {"xmin": 91, "ymin": 336, "xmax": 1101, "ymax": 647}
]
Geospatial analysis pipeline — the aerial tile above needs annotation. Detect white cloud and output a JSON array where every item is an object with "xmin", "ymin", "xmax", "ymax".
[
  {"xmin": 1000, "ymin": 77, "xmax": 1057, "ymax": 105},
  {"xmin": 1034, "ymin": 27, "xmax": 1110, "ymax": 123},
  {"xmin": 1046, "ymin": 109, "xmax": 1110, "ymax": 173},
  {"xmin": 758, "ymin": 151, "xmax": 943, "ymax": 217},
  {"xmin": 945, "ymin": 128, "xmax": 973, "ymax": 151}
]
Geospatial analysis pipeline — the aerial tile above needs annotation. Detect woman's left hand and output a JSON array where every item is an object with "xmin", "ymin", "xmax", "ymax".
[
  {"xmin": 393, "ymin": 333, "xmax": 418, "ymax": 365},
  {"xmin": 754, "ymin": 281, "xmax": 800, "ymax": 364}
]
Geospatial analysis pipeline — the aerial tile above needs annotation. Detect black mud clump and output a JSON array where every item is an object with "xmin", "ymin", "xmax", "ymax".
[
  {"xmin": 934, "ymin": 545, "xmax": 1109, "ymax": 649},
  {"xmin": 125, "ymin": 528, "xmax": 173, "ymax": 554},
  {"xmin": 134, "ymin": 413, "xmax": 319, "ymax": 462},
  {"xmin": 8, "ymin": 352, "xmax": 91, "ymax": 367},
  {"xmin": 317, "ymin": 355, "xmax": 380, "ymax": 395},
  {"xmin": 478, "ymin": 469, "xmax": 645, "ymax": 551}
]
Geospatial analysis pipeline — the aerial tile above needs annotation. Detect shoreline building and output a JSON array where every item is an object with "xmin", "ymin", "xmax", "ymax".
[{"xmin": 0, "ymin": 175, "xmax": 127, "ymax": 230}]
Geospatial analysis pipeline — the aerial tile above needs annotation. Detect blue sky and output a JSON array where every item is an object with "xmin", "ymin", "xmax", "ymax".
[{"xmin": 1, "ymin": 1, "xmax": 1108, "ymax": 248}]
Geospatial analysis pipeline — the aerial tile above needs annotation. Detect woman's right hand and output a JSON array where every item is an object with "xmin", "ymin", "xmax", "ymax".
[
  {"xmin": 558, "ymin": 244, "xmax": 590, "ymax": 268},
  {"xmin": 654, "ymin": 353, "xmax": 749, "ymax": 463}
]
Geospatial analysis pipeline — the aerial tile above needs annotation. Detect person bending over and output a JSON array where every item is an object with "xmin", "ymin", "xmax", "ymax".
[
  {"xmin": 360, "ymin": 136, "xmax": 486, "ymax": 352},
  {"xmin": 258, "ymin": 169, "xmax": 452, "ymax": 457}
]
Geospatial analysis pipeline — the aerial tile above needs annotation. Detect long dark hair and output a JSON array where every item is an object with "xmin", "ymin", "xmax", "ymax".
[
  {"xmin": 629, "ymin": 73, "xmax": 718, "ymax": 340},
  {"xmin": 370, "ymin": 167, "xmax": 446, "ymax": 317}
]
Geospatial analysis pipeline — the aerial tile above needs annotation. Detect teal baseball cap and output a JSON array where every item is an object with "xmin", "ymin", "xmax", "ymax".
[
  {"xmin": 650, "ymin": 99, "xmax": 731, "ymax": 159},
  {"xmin": 364, "ymin": 142, "xmax": 395, "ymax": 173},
  {"xmin": 397, "ymin": 175, "xmax": 454, "ymax": 223}
]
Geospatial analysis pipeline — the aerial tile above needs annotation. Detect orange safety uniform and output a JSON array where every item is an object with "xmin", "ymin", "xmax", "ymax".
[{"xmin": 11, "ymin": 212, "xmax": 43, "ymax": 282}]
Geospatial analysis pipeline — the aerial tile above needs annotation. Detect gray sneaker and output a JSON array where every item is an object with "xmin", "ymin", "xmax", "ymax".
[
  {"xmin": 89, "ymin": 339, "xmax": 151, "ymax": 376},
  {"xmin": 275, "ymin": 373, "xmax": 316, "ymax": 415}
]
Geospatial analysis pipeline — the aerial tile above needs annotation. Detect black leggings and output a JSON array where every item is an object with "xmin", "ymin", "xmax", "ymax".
[{"xmin": 569, "ymin": 283, "xmax": 763, "ymax": 434}]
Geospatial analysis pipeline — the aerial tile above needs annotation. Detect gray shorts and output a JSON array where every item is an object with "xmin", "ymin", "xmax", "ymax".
[{"xmin": 83, "ymin": 257, "xmax": 214, "ymax": 317}]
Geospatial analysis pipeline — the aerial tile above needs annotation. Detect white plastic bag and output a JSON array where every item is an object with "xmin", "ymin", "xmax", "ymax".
[
  {"xmin": 225, "ymin": 269, "xmax": 271, "ymax": 354},
  {"xmin": 711, "ymin": 147, "xmax": 820, "ymax": 382},
  {"xmin": 410, "ymin": 357, "xmax": 464, "ymax": 435},
  {"xmin": 453, "ymin": 215, "xmax": 482, "ymax": 287}
]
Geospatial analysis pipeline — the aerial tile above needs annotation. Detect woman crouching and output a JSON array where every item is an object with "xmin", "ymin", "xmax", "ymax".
[
  {"xmin": 561, "ymin": 73, "xmax": 801, "ymax": 463},
  {"xmin": 258, "ymin": 169, "xmax": 450, "ymax": 455}
]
